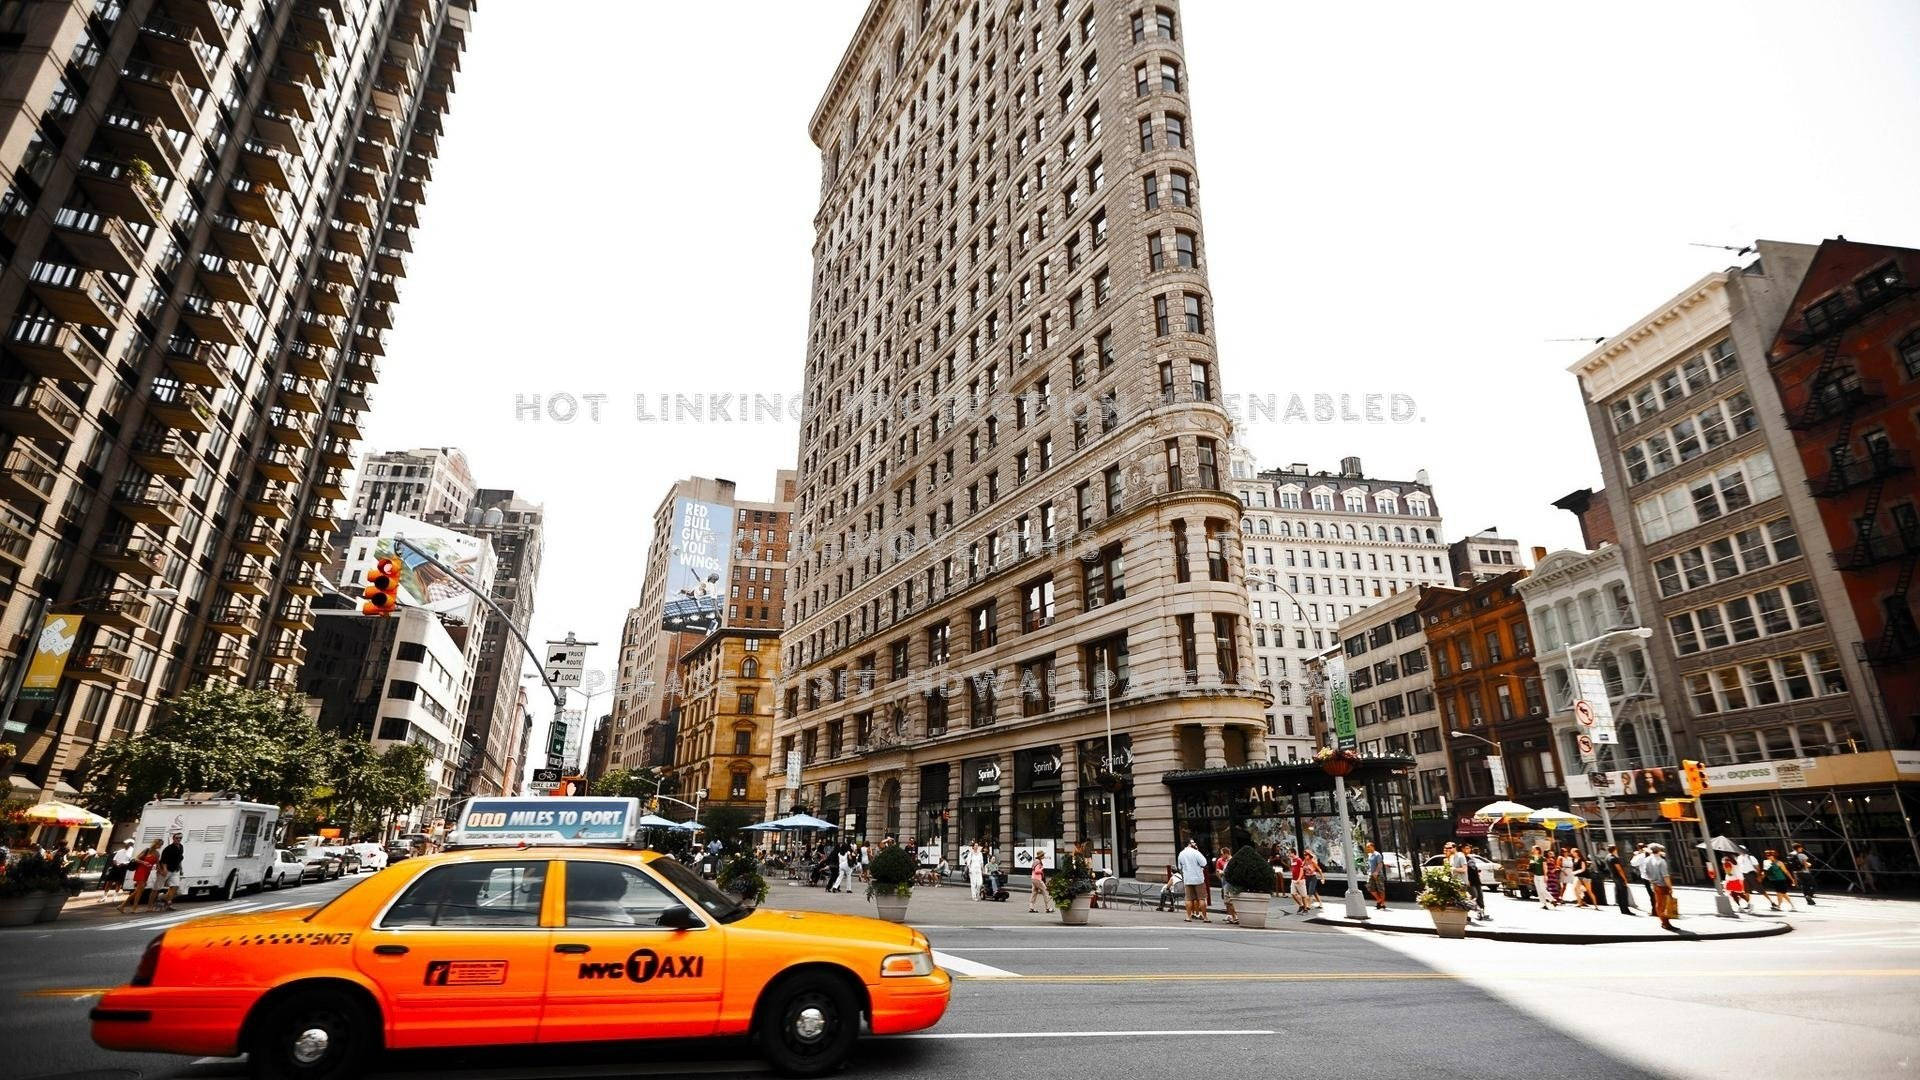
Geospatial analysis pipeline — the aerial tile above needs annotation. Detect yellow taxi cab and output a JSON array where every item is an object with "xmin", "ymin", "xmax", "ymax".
[{"xmin": 90, "ymin": 798, "xmax": 950, "ymax": 1079}]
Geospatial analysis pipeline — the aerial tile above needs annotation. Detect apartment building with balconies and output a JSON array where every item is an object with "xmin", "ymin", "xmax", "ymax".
[
  {"xmin": 774, "ymin": 0, "xmax": 1265, "ymax": 878},
  {"xmin": 0, "ymin": 0, "xmax": 470, "ymax": 801},
  {"xmin": 1568, "ymin": 242, "xmax": 1887, "ymax": 770}
]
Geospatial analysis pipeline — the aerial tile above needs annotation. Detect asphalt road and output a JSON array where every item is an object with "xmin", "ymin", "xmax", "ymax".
[{"xmin": 4, "ymin": 876, "xmax": 1916, "ymax": 1080}]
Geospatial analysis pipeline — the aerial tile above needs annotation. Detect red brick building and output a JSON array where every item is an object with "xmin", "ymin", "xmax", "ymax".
[
  {"xmin": 1415, "ymin": 571, "xmax": 1561, "ymax": 818},
  {"xmin": 1765, "ymin": 238, "xmax": 1920, "ymax": 747}
]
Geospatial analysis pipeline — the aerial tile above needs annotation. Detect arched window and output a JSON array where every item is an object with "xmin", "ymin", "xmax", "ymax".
[
  {"xmin": 1362, "ymin": 525, "xmax": 1373, "ymax": 541},
  {"xmin": 1426, "ymin": 528, "xmax": 1437, "ymax": 543},
  {"xmin": 1345, "ymin": 525, "xmax": 1357, "ymax": 539},
  {"xmin": 892, "ymin": 705, "xmax": 907, "ymax": 734},
  {"xmin": 1279, "ymin": 521, "xmax": 1291, "ymax": 536},
  {"xmin": 729, "ymin": 769, "xmax": 751, "ymax": 800},
  {"xmin": 1313, "ymin": 523, "xmax": 1325, "ymax": 538},
  {"xmin": 741, "ymin": 657, "xmax": 759, "ymax": 678},
  {"xmin": 1242, "ymin": 517, "xmax": 1252, "ymax": 532},
  {"xmin": 1257, "ymin": 519, "xmax": 1270, "ymax": 534},
  {"xmin": 1393, "ymin": 527, "xmax": 1405, "ymax": 542}
]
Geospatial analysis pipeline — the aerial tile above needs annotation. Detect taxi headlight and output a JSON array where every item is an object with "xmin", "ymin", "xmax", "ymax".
[{"xmin": 880, "ymin": 950, "xmax": 935, "ymax": 978}]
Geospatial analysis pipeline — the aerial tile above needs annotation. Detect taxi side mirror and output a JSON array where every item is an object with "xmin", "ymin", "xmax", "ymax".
[{"xmin": 658, "ymin": 905, "xmax": 699, "ymax": 931}]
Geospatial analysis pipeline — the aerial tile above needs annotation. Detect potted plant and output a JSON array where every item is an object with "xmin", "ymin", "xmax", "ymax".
[
  {"xmin": 1224, "ymin": 845, "xmax": 1274, "ymax": 929},
  {"xmin": 1047, "ymin": 851, "xmax": 1096, "ymax": 925},
  {"xmin": 716, "ymin": 850, "xmax": 768, "ymax": 910},
  {"xmin": 866, "ymin": 843, "xmax": 915, "ymax": 923},
  {"xmin": 1316, "ymin": 746, "xmax": 1359, "ymax": 777},
  {"xmin": 1415, "ymin": 866, "xmax": 1473, "ymax": 938},
  {"xmin": 0, "ymin": 850, "xmax": 59, "ymax": 926}
]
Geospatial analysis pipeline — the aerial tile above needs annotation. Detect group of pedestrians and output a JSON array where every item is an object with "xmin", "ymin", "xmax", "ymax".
[
  {"xmin": 1718, "ymin": 844, "xmax": 1814, "ymax": 913},
  {"xmin": 105, "ymin": 834, "xmax": 183, "ymax": 914}
]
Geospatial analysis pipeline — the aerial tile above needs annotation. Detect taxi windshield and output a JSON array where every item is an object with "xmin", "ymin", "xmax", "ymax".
[{"xmin": 650, "ymin": 855, "xmax": 748, "ymax": 923}]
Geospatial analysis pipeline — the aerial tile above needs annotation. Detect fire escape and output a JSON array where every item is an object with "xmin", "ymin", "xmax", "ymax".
[{"xmin": 1784, "ymin": 273, "xmax": 1920, "ymax": 667}]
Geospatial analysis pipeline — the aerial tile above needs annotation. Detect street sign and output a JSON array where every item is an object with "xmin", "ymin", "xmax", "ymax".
[
  {"xmin": 1572, "ymin": 667, "xmax": 1618, "ymax": 745},
  {"xmin": 1576, "ymin": 732, "xmax": 1596, "ymax": 760},
  {"xmin": 543, "ymin": 642, "xmax": 586, "ymax": 687},
  {"xmin": 531, "ymin": 768, "xmax": 562, "ymax": 783},
  {"xmin": 545, "ymin": 752, "xmax": 565, "ymax": 770},
  {"xmin": 1486, "ymin": 754, "xmax": 1509, "ymax": 796},
  {"xmin": 1325, "ymin": 656, "xmax": 1356, "ymax": 750},
  {"xmin": 785, "ymin": 750, "xmax": 802, "ymax": 790}
]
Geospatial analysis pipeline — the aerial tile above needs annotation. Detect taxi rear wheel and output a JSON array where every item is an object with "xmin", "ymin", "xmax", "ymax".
[
  {"xmin": 246, "ymin": 987, "xmax": 374, "ymax": 1080},
  {"xmin": 755, "ymin": 973, "xmax": 860, "ymax": 1077}
]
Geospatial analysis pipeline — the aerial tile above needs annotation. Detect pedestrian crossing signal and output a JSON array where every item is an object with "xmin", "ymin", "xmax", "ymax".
[
  {"xmin": 1659, "ymin": 798, "xmax": 1692, "ymax": 821},
  {"xmin": 362, "ymin": 556, "xmax": 401, "ymax": 616}
]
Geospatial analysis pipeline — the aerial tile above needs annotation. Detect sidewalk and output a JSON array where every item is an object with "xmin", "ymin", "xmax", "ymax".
[{"xmin": 1310, "ymin": 888, "xmax": 1793, "ymax": 943}]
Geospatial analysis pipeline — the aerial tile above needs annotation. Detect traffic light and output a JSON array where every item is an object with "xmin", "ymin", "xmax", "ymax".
[
  {"xmin": 1681, "ymin": 759, "xmax": 1708, "ymax": 797},
  {"xmin": 361, "ymin": 556, "xmax": 401, "ymax": 616},
  {"xmin": 1659, "ymin": 798, "xmax": 1692, "ymax": 821}
]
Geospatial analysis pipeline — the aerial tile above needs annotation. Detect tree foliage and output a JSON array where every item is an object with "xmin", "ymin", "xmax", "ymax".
[
  {"xmin": 79, "ymin": 684, "xmax": 431, "ymax": 828},
  {"xmin": 701, "ymin": 804, "xmax": 753, "ymax": 848},
  {"xmin": 80, "ymin": 685, "xmax": 331, "ymax": 821},
  {"xmin": 591, "ymin": 767, "xmax": 663, "ymax": 800}
]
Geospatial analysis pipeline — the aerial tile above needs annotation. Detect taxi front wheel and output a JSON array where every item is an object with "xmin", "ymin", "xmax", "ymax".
[
  {"xmin": 755, "ymin": 973, "xmax": 860, "ymax": 1078},
  {"xmin": 245, "ymin": 987, "xmax": 375, "ymax": 1080}
]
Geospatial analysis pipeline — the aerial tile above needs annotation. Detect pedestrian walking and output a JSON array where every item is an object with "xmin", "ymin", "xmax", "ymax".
[
  {"xmin": 1605, "ymin": 844, "xmax": 1636, "ymax": 914},
  {"xmin": 1463, "ymin": 846, "xmax": 1486, "ymax": 911},
  {"xmin": 104, "ymin": 839, "xmax": 134, "ymax": 902},
  {"xmin": 1722, "ymin": 854, "xmax": 1752, "ymax": 912},
  {"xmin": 1735, "ymin": 848, "xmax": 1761, "ymax": 905},
  {"xmin": 1177, "ymin": 839, "xmax": 1211, "ymax": 922},
  {"xmin": 1446, "ymin": 842, "xmax": 1489, "ymax": 922},
  {"xmin": 1790, "ymin": 843, "xmax": 1817, "ymax": 906},
  {"xmin": 965, "ymin": 841, "xmax": 984, "ymax": 901},
  {"xmin": 1213, "ymin": 849, "xmax": 1238, "ymax": 923},
  {"xmin": 1761, "ymin": 850, "xmax": 1797, "ymax": 911},
  {"xmin": 1572, "ymin": 849, "xmax": 1597, "ymax": 909},
  {"xmin": 1543, "ymin": 846, "xmax": 1564, "ymax": 908},
  {"xmin": 1287, "ymin": 849, "xmax": 1310, "ymax": 914},
  {"xmin": 1027, "ymin": 849, "xmax": 1047, "ymax": 912},
  {"xmin": 157, "ymin": 832, "xmax": 184, "ymax": 911},
  {"xmin": 1644, "ymin": 843, "xmax": 1677, "ymax": 931},
  {"xmin": 1630, "ymin": 843, "xmax": 1655, "ymax": 910},
  {"xmin": 1557, "ymin": 847, "xmax": 1580, "ymax": 906},
  {"xmin": 1529, "ymin": 846, "xmax": 1553, "ymax": 909},
  {"xmin": 833, "ymin": 844, "xmax": 853, "ymax": 894},
  {"xmin": 119, "ymin": 841, "xmax": 161, "ymax": 913},
  {"xmin": 1363, "ymin": 842, "xmax": 1388, "ymax": 910},
  {"xmin": 1303, "ymin": 850, "xmax": 1324, "ymax": 911}
]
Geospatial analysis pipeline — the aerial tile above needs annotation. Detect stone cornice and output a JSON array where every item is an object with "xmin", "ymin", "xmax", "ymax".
[{"xmin": 1570, "ymin": 273, "xmax": 1732, "ymax": 403}]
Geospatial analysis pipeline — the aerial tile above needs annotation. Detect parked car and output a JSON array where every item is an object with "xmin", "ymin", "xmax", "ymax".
[
  {"xmin": 334, "ymin": 848, "xmax": 362, "ymax": 875},
  {"xmin": 348, "ymin": 842, "xmax": 388, "ymax": 872},
  {"xmin": 292, "ymin": 846, "xmax": 344, "ymax": 881},
  {"xmin": 264, "ymin": 848, "xmax": 316, "ymax": 889},
  {"xmin": 383, "ymin": 842, "xmax": 413, "ymax": 865}
]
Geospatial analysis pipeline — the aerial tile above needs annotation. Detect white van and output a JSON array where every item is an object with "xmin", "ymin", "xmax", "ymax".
[{"xmin": 135, "ymin": 796, "xmax": 281, "ymax": 900}]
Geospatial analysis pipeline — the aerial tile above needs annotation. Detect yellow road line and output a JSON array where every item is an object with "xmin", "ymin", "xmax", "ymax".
[
  {"xmin": 956, "ymin": 968, "xmax": 1920, "ymax": 984},
  {"xmin": 24, "ymin": 987, "xmax": 111, "ymax": 999}
]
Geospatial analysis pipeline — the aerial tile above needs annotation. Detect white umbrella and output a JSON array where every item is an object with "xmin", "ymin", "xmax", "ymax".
[
  {"xmin": 1471, "ymin": 801, "xmax": 1535, "ymax": 824},
  {"xmin": 772, "ymin": 813, "xmax": 837, "ymax": 831},
  {"xmin": 634, "ymin": 814, "xmax": 680, "ymax": 829},
  {"xmin": 1528, "ymin": 807, "xmax": 1588, "ymax": 830},
  {"xmin": 667, "ymin": 820, "xmax": 704, "ymax": 832}
]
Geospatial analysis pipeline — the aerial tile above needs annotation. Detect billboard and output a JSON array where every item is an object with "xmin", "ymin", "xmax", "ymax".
[
  {"xmin": 19, "ymin": 612, "xmax": 83, "ymax": 702},
  {"xmin": 367, "ymin": 514, "xmax": 496, "ymax": 622},
  {"xmin": 662, "ymin": 497, "xmax": 733, "ymax": 633}
]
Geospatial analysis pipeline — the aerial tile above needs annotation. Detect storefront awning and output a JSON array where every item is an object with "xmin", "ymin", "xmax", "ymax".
[{"xmin": 1162, "ymin": 754, "xmax": 1416, "ymax": 789}]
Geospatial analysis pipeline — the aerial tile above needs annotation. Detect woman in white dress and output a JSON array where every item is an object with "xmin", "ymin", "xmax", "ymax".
[
  {"xmin": 966, "ymin": 841, "xmax": 985, "ymax": 900},
  {"xmin": 1558, "ymin": 848, "xmax": 1579, "ymax": 904}
]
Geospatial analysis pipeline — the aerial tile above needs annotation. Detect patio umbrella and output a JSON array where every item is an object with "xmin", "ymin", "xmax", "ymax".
[
  {"xmin": 772, "ymin": 813, "xmax": 837, "ymax": 831},
  {"xmin": 1471, "ymin": 801, "xmax": 1535, "ymax": 824},
  {"xmin": 634, "ymin": 814, "xmax": 681, "ymax": 829},
  {"xmin": 667, "ymin": 820, "xmax": 705, "ymax": 832},
  {"xmin": 12, "ymin": 801, "xmax": 110, "ymax": 828},
  {"xmin": 1528, "ymin": 807, "xmax": 1588, "ymax": 830},
  {"xmin": 743, "ymin": 821, "xmax": 781, "ymax": 832},
  {"xmin": 1694, "ymin": 835, "xmax": 1745, "ymax": 855}
]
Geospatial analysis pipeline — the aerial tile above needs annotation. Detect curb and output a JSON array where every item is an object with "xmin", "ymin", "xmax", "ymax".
[{"xmin": 1306, "ymin": 914, "xmax": 1795, "ymax": 944}]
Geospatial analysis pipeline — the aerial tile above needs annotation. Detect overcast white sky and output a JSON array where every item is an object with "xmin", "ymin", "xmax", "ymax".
[{"xmin": 356, "ymin": 1, "xmax": 1920, "ymax": 711}]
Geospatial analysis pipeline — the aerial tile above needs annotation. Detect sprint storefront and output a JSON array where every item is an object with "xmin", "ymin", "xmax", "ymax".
[{"xmin": 1698, "ymin": 750, "xmax": 1920, "ymax": 895}]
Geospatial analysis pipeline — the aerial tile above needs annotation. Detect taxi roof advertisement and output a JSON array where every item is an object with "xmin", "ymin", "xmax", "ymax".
[{"xmin": 453, "ymin": 797, "xmax": 639, "ymax": 846}]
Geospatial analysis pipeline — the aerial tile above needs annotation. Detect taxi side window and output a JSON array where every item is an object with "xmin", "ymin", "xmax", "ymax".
[
  {"xmin": 383, "ymin": 862, "xmax": 547, "ymax": 928},
  {"xmin": 565, "ymin": 862, "xmax": 681, "ymax": 928}
]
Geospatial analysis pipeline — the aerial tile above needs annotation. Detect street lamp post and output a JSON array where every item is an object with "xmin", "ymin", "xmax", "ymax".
[{"xmin": 1449, "ymin": 728, "xmax": 1511, "ymax": 859}]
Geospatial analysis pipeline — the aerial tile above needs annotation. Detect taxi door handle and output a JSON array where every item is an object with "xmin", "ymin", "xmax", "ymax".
[
  {"xmin": 554, "ymin": 943, "xmax": 591, "ymax": 954},
  {"xmin": 373, "ymin": 945, "xmax": 409, "ymax": 956}
]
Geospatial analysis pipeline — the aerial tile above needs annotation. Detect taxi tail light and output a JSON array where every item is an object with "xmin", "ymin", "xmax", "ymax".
[
  {"xmin": 881, "ymin": 951, "xmax": 934, "ymax": 978},
  {"xmin": 131, "ymin": 933, "xmax": 165, "ymax": 986}
]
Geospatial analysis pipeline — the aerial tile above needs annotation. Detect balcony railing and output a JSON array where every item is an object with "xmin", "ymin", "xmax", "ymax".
[
  {"xmin": 0, "ymin": 379, "xmax": 83, "ymax": 442},
  {"xmin": 1786, "ymin": 377, "xmax": 1884, "ymax": 430},
  {"xmin": 26, "ymin": 262, "xmax": 124, "ymax": 328},
  {"xmin": 0, "ymin": 442, "xmax": 58, "ymax": 508},
  {"xmin": 163, "ymin": 336, "xmax": 230, "ymax": 387},
  {"xmin": 1808, "ymin": 449, "xmax": 1913, "ymax": 498},
  {"xmin": 97, "ymin": 109, "xmax": 181, "ymax": 176},
  {"xmin": 1832, "ymin": 526, "xmax": 1920, "ymax": 571},
  {"xmin": 113, "ymin": 481, "xmax": 184, "ymax": 525},
  {"xmin": 148, "ymin": 378, "xmax": 214, "ymax": 433},
  {"xmin": 6, "ymin": 317, "xmax": 105, "ymax": 384},
  {"xmin": 73, "ymin": 157, "xmax": 164, "ymax": 227},
  {"xmin": 177, "ymin": 294, "xmax": 241, "ymax": 344},
  {"xmin": 51, "ymin": 208, "xmax": 144, "ymax": 276},
  {"xmin": 130, "ymin": 432, "xmax": 198, "ymax": 478},
  {"xmin": 208, "ymin": 215, "xmax": 270, "ymax": 265},
  {"xmin": 94, "ymin": 531, "xmax": 170, "ymax": 575},
  {"xmin": 139, "ymin": 16, "xmax": 217, "ymax": 91},
  {"xmin": 120, "ymin": 60, "xmax": 196, "ymax": 130}
]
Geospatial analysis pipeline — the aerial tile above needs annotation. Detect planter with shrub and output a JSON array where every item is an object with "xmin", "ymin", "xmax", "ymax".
[
  {"xmin": 1223, "ymin": 845, "xmax": 1274, "ymax": 928},
  {"xmin": 0, "ymin": 850, "xmax": 62, "ymax": 927},
  {"xmin": 865, "ymin": 844, "xmax": 916, "ymax": 923},
  {"xmin": 1047, "ymin": 852, "xmax": 1096, "ymax": 925},
  {"xmin": 716, "ymin": 850, "xmax": 768, "ymax": 909},
  {"xmin": 1415, "ymin": 866, "xmax": 1474, "ymax": 938}
]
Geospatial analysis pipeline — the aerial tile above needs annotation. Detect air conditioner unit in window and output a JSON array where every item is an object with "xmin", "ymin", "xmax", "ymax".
[
  {"xmin": 1460, "ymin": 661, "xmax": 1473, "ymax": 670},
  {"xmin": 1529, "ymin": 706, "xmax": 1544, "ymax": 717}
]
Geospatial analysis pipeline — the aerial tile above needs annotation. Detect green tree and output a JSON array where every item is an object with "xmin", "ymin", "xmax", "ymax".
[
  {"xmin": 80, "ymin": 685, "xmax": 331, "ymax": 821},
  {"xmin": 312, "ymin": 740, "xmax": 433, "ymax": 837},
  {"xmin": 591, "ymin": 767, "xmax": 664, "ymax": 801},
  {"xmin": 702, "ymin": 803, "xmax": 753, "ymax": 848}
]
